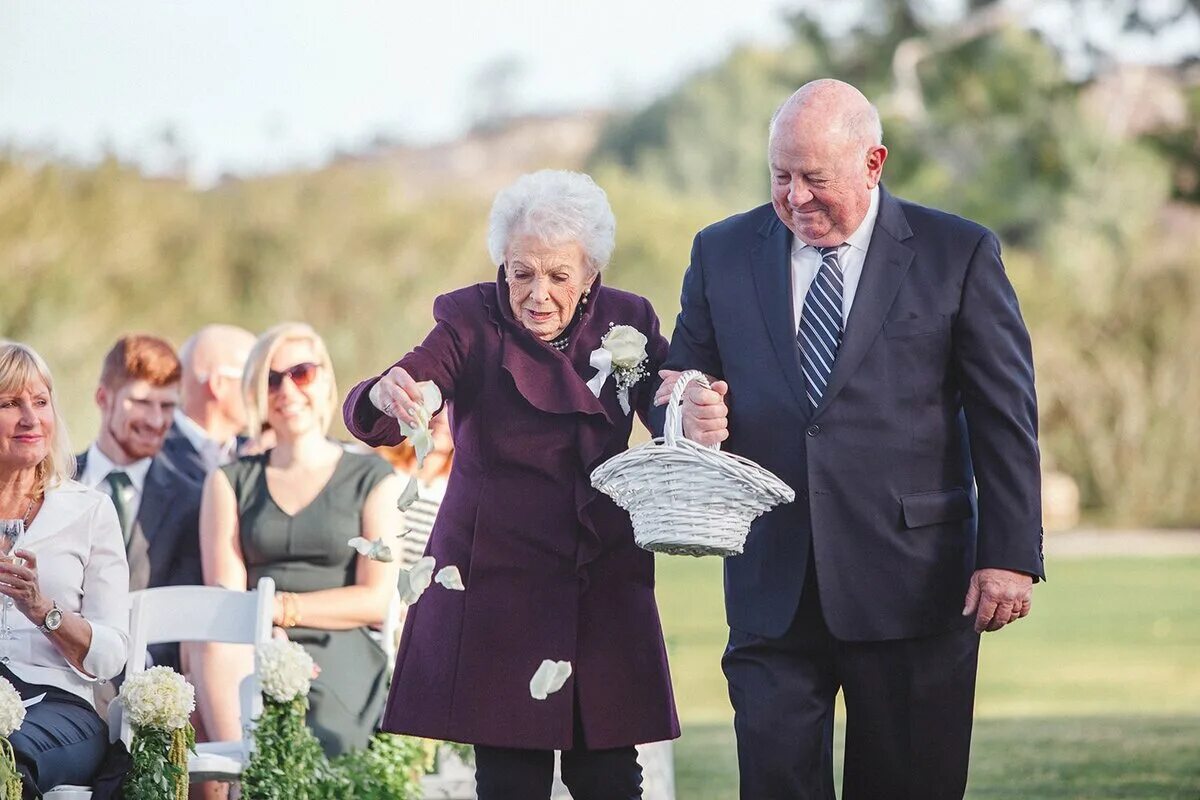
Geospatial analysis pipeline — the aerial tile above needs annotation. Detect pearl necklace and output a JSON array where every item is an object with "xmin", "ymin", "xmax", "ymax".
[{"xmin": 548, "ymin": 335, "xmax": 570, "ymax": 352}]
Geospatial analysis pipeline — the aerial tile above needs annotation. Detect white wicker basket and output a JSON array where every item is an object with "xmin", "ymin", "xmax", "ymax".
[{"xmin": 590, "ymin": 370, "xmax": 795, "ymax": 557}]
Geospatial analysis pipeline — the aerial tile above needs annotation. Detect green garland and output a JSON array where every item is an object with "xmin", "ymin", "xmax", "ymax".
[
  {"xmin": 124, "ymin": 723, "xmax": 196, "ymax": 800},
  {"xmin": 241, "ymin": 695, "xmax": 436, "ymax": 800},
  {"xmin": 0, "ymin": 738, "xmax": 22, "ymax": 800},
  {"xmin": 330, "ymin": 733, "xmax": 428, "ymax": 799},
  {"xmin": 241, "ymin": 696, "xmax": 339, "ymax": 800}
]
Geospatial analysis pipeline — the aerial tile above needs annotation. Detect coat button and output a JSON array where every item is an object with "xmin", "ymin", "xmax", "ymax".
[{"xmin": 806, "ymin": 425, "xmax": 821, "ymax": 437}]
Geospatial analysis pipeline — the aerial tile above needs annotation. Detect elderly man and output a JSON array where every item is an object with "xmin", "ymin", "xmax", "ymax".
[
  {"xmin": 655, "ymin": 79, "xmax": 1044, "ymax": 799},
  {"xmin": 162, "ymin": 324, "xmax": 256, "ymax": 481}
]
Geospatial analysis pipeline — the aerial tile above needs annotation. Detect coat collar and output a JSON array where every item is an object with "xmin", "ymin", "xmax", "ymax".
[
  {"xmin": 21, "ymin": 479, "xmax": 103, "ymax": 548},
  {"xmin": 481, "ymin": 268, "xmax": 615, "ymax": 425},
  {"xmin": 481, "ymin": 268, "xmax": 635, "ymax": 576},
  {"xmin": 752, "ymin": 184, "xmax": 915, "ymax": 417}
]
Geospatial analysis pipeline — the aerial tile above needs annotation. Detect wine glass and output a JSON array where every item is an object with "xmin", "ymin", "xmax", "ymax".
[{"xmin": 0, "ymin": 520, "xmax": 23, "ymax": 640}]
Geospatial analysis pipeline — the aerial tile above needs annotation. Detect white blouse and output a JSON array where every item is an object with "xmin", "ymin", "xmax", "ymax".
[{"xmin": 1, "ymin": 480, "xmax": 130, "ymax": 706}]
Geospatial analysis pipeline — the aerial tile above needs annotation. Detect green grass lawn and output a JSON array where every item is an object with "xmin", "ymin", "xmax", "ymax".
[{"xmin": 654, "ymin": 555, "xmax": 1200, "ymax": 799}]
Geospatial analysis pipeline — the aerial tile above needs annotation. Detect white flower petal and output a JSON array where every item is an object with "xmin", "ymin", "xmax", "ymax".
[
  {"xmin": 396, "ymin": 476, "xmax": 421, "ymax": 512},
  {"xmin": 418, "ymin": 381, "xmax": 443, "ymax": 413},
  {"xmin": 399, "ymin": 556, "xmax": 437, "ymax": 604},
  {"xmin": 434, "ymin": 565, "xmax": 465, "ymax": 591},
  {"xmin": 411, "ymin": 427, "xmax": 435, "ymax": 468},
  {"xmin": 348, "ymin": 537, "xmax": 394, "ymax": 562},
  {"xmin": 529, "ymin": 659, "xmax": 572, "ymax": 701}
]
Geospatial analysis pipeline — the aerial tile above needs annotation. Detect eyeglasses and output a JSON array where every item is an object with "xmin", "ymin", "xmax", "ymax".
[{"xmin": 267, "ymin": 362, "xmax": 320, "ymax": 392}]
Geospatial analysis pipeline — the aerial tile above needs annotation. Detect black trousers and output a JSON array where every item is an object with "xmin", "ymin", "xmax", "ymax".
[
  {"xmin": 722, "ymin": 561, "xmax": 981, "ymax": 800},
  {"xmin": 474, "ymin": 695, "xmax": 642, "ymax": 800},
  {"xmin": 474, "ymin": 744, "xmax": 642, "ymax": 800},
  {"xmin": 1, "ymin": 665, "xmax": 110, "ymax": 795}
]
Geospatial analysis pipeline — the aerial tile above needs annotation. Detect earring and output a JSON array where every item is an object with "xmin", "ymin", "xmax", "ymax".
[{"xmin": 581, "ymin": 289, "xmax": 590, "ymax": 305}]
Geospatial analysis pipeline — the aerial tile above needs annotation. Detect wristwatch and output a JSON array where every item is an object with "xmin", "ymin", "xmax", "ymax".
[{"xmin": 38, "ymin": 601, "xmax": 63, "ymax": 634}]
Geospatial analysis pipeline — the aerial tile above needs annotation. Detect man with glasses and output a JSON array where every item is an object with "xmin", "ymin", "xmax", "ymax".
[{"xmin": 162, "ymin": 324, "xmax": 257, "ymax": 482}]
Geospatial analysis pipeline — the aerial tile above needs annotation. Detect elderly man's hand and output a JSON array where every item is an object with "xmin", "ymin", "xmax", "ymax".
[
  {"xmin": 654, "ymin": 369, "xmax": 729, "ymax": 446},
  {"xmin": 369, "ymin": 366, "xmax": 426, "ymax": 428},
  {"xmin": 962, "ymin": 568, "xmax": 1033, "ymax": 633}
]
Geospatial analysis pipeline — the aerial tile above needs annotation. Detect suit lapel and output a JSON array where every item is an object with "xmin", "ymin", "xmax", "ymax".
[
  {"xmin": 137, "ymin": 459, "xmax": 172, "ymax": 547},
  {"xmin": 751, "ymin": 216, "xmax": 809, "ymax": 409},
  {"xmin": 814, "ymin": 187, "xmax": 914, "ymax": 418}
]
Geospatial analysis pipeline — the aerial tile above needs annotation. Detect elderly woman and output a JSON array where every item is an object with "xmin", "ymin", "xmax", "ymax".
[
  {"xmin": 195, "ymin": 323, "xmax": 401, "ymax": 758},
  {"xmin": 343, "ymin": 170, "xmax": 678, "ymax": 799},
  {"xmin": 0, "ymin": 342, "xmax": 129, "ymax": 792}
]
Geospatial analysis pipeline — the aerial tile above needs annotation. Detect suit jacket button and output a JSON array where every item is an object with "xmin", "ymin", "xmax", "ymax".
[{"xmin": 806, "ymin": 425, "xmax": 821, "ymax": 437}]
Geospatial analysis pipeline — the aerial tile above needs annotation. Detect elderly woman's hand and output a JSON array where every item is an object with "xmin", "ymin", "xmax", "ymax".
[
  {"xmin": 0, "ymin": 549, "xmax": 51, "ymax": 625},
  {"xmin": 369, "ymin": 366, "xmax": 426, "ymax": 428}
]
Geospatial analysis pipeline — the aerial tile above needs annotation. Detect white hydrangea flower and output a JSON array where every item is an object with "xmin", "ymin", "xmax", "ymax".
[
  {"xmin": 257, "ymin": 639, "xmax": 316, "ymax": 703},
  {"xmin": 434, "ymin": 565, "xmax": 465, "ymax": 591},
  {"xmin": 398, "ymin": 556, "xmax": 436, "ymax": 605},
  {"xmin": 529, "ymin": 660, "xmax": 572, "ymax": 701},
  {"xmin": 118, "ymin": 666, "xmax": 196, "ymax": 731},
  {"xmin": 0, "ymin": 678, "xmax": 26, "ymax": 737}
]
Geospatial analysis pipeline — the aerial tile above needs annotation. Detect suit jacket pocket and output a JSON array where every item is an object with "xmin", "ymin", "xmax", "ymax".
[
  {"xmin": 884, "ymin": 314, "xmax": 949, "ymax": 339},
  {"xmin": 900, "ymin": 487, "xmax": 973, "ymax": 528}
]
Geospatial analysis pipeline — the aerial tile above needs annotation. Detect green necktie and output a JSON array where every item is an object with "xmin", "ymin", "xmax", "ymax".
[{"xmin": 104, "ymin": 470, "xmax": 134, "ymax": 547}]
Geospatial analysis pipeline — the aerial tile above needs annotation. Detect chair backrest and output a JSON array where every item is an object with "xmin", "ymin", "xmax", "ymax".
[
  {"xmin": 120, "ymin": 577, "xmax": 275, "ymax": 744},
  {"xmin": 127, "ymin": 577, "xmax": 276, "ymax": 663}
]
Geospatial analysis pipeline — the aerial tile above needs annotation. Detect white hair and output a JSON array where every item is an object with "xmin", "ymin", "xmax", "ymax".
[{"xmin": 487, "ymin": 170, "xmax": 616, "ymax": 273}]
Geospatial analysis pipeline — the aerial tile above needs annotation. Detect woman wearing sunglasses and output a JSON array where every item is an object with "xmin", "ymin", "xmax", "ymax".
[{"xmin": 192, "ymin": 323, "xmax": 402, "ymax": 758}]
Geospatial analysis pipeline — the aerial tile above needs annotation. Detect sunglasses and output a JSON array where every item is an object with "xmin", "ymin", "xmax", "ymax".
[{"xmin": 267, "ymin": 362, "xmax": 320, "ymax": 392}]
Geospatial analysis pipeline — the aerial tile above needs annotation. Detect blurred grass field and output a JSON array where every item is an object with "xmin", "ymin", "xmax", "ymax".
[{"xmin": 653, "ymin": 555, "xmax": 1200, "ymax": 799}]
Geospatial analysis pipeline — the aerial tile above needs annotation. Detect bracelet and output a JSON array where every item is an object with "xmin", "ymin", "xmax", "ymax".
[{"xmin": 280, "ymin": 592, "xmax": 303, "ymax": 629}]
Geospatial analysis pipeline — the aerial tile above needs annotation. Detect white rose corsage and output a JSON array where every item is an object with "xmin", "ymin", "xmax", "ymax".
[{"xmin": 586, "ymin": 324, "xmax": 649, "ymax": 415}]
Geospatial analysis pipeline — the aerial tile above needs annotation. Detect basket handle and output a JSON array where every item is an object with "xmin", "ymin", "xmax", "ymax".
[{"xmin": 664, "ymin": 370, "xmax": 721, "ymax": 451}]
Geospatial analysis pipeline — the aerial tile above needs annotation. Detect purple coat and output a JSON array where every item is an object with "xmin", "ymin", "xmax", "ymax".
[{"xmin": 343, "ymin": 271, "xmax": 680, "ymax": 750}]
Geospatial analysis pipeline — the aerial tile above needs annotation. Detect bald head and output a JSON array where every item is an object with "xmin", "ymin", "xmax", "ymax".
[
  {"xmin": 770, "ymin": 79, "xmax": 883, "ymax": 155},
  {"xmin": 179, "ymin": 324, "xmax": 256, "ymax": 439},
  {"xmin": 767, "ymin": 79, "xmax": 888, "ymax": 247}
]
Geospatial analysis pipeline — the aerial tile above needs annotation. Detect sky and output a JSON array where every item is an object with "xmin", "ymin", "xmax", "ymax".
[
  {"xmin": 2, "ymin": 1, "xmax": 1195, "ymax": 184},
  {"xmin": 0, "ymin": 1, "xmax": 801, "ymax": 182}
]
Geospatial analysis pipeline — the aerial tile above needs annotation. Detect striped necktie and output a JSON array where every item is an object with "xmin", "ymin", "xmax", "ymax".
[{"xmin": 797, "ymin": 245, "xmax": 844, "ymax": 408}]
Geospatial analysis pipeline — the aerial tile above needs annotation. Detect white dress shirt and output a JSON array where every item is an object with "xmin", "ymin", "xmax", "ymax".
[
  {"xmin": 1, "ymin": 480, "xmax": 130, "ymax": 705},
  {"xmin": 173, "ymin": 409, "xmax": 237, "ymax": 473},
  {"xmin": 790, "ymin": 185, "xmax": 881, "ymax": 332},
  {"xmin": 78, "ymin": 443, "xmax": 152, "ymax": 523}
]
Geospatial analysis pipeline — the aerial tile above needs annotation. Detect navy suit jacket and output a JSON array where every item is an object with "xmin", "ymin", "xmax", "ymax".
[
  {"xmin": 159, "ymin": 422, "xmax": 207, "ymax": 484},
  {"xmin": 160, "ymin": 421, "xmax": 248, "ymax": 484},
  {"xmin": 655, "ymin": 186, "xmax": 1044, "ymax": 642},
  {"xmin": 75, "ymin": 450, "xmax": 203, "ymax": 670}
]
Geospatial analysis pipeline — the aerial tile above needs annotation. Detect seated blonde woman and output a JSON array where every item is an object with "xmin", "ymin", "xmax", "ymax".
[
  {"xmin": 193, "ymin": 323, "xmax": 401, "ymax": 757},
  {"xmin": 0, "ymin": 342, "xmax": 128, "ymax": 794}
]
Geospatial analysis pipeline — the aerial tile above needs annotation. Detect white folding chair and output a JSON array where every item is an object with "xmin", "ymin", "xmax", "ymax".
[{"xmin": 117, "ymin": 577, "xmax": 276, "ymax": 782}]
